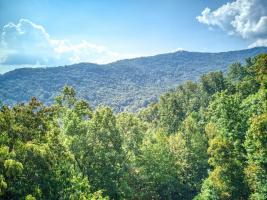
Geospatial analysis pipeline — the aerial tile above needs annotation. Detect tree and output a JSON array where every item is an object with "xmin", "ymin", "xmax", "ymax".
[
  {"xmin": 157, "ymin": 81, "xmax": 206, "ymax": 134},
  {"xmin": 117, "ymin": 112, "xmax": 147, "ymax": 160},
  {"xmin": 137, "ymin": 131, "xmax": 182, "ymax": 199},
  {"xmin": 83, "ymin": 107, "xmax": 125, "ymax": 199},
  {"xmin": 244, "ymin": 114, "xmax": 267, "ymax": 200},
  {"xmin": 200, "ymin": 71, "xmax": 227, "ymax": 96},
  {"xmin": 171, "ymin": 112, "xmax": 208, "ymax": 198},
  {"xmin": 0, "ymin": 97, "xmax": 101, "ymax": 199},
  {"xmin": 198, "ymin": 93, "xmax": 249, "ymax": 199},
  {"xmin": 227, "ymin": 62, "xmax": 246, "ymax": 82}
]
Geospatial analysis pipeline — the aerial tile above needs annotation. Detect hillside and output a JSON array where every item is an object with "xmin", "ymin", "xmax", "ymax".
[
  {"xmin": 0, "ymin": 47, "xmax": 267, "ymax": 112},
  {"xmin": 1, "ymin": 54, "xmax": 266, "ymax": 199}
]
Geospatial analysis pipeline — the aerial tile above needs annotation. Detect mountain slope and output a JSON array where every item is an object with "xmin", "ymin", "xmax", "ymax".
[{"xmin": 1, "ymin": 47, "xmax": 267, "ymax": 112}]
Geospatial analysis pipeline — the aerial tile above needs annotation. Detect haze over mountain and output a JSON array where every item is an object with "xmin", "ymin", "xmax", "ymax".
[{"xmin": 1, "ymin": 47, "xmax": 267, "ymax": 112}]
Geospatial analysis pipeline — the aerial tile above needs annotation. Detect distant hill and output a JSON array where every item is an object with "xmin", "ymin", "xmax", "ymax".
[{"xmin": 1, "ymin": 47, "xmax": 267, "ymax": 112}]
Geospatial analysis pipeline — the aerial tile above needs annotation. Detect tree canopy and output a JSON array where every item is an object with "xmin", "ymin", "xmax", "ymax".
[{"xmin": 0, "ymin": 54, "xmax": 266, "ymax": 199}]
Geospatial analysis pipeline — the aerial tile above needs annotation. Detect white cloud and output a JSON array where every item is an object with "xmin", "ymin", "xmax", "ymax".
[
  {"xmin": 248, "ymin": 38, "xmax": 267, "ymax": 48},
  {"xmin": 173, "ymin": 47, "xmax": 184, "ymax": 52},
  {"xmin": 0, "ymin": 19, "xmax": 129, "ymax": 66},
  {"xmin": 196, "ymin": 0, "xmax": 267, "ymax": 47},
  {"xmin": 51, "ymin": 39, "xmax": 122, "ymax": 64}
]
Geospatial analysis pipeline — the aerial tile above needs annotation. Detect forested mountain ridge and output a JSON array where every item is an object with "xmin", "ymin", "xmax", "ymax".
[
  {"xmin": 0, "ymin": 54, "xmax": 266, "ymax": 199},
  {"xmin": 1, "ymin": 47, "xmax": 267, "ymax": 112}
]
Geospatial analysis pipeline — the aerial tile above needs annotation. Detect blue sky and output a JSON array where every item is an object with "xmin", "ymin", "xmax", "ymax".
[{"xmin": 0, "ymin": 0, "xmax": 267, "ymax": 73}]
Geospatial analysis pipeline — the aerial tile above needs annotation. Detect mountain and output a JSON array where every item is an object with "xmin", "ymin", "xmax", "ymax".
[{"xmin": 1, "ymin": 47, "xmax": 267, "ymax": 112}]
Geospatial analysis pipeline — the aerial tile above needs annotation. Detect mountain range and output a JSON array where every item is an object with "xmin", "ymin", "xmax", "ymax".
[{"xmin": 1, "ymin": 47, "xmax": 267, "ymax": 112}]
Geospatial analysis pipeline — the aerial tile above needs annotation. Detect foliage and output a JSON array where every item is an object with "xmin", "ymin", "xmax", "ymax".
[{"xmin": 0, "ymin": 53, "xmax": 266, "ymax": 199}]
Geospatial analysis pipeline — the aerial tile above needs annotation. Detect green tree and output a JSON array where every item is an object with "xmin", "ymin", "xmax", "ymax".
[
  {"xmin": 83, "ymin": 107, "xmax": 125, "ymax": 199},
  {"xmin": 0, "ymin": 97, "xmax": 100, "ymax": 199},
  {"xmin": 137, "ymin": 131, "xmax": 182, "ymax": 199},
  {"xmin": 244, "ymin": 114, "xmax": 267, "ymax": 200},
  {"xmin": 200, "ymin": 71, "xmax": 227, "ymax": 96},
  {"xmin": 173, "ymin": 112, "xmax": 208, "ymax": 198},
  {"xmin": 158, "ymin": 81, "xmax": 206, "ymax": 134},
  {"xmin": 117, "ymin": 112, "xmax": 148, "ymax": 198},
  {"xmin": 228, "ymin": 62, "xmax": 246, "ymax": 82},
  {"xmin": 198, "ymin": 93, "xmax": 248, "ymax": 199}
]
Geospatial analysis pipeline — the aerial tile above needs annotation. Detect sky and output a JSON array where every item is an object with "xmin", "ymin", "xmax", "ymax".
[{"xmin": 0, "ymin": 0, "xmax": 267, "ymax": 73}]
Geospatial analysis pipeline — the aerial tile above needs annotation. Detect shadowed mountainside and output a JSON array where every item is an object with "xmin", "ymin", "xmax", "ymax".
[{"xmin": 1, "ymin": 47, "xmax": 267, "ymax": 112}]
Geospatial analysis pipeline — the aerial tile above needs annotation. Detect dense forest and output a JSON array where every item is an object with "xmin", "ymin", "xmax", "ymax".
[
  {"xmin": 1, "ymin": 47, "xmax": 267, "ymax": 112},
  {"xmin": 0, "ymin": 54, "xmax": 266, "ymax": 200}
]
